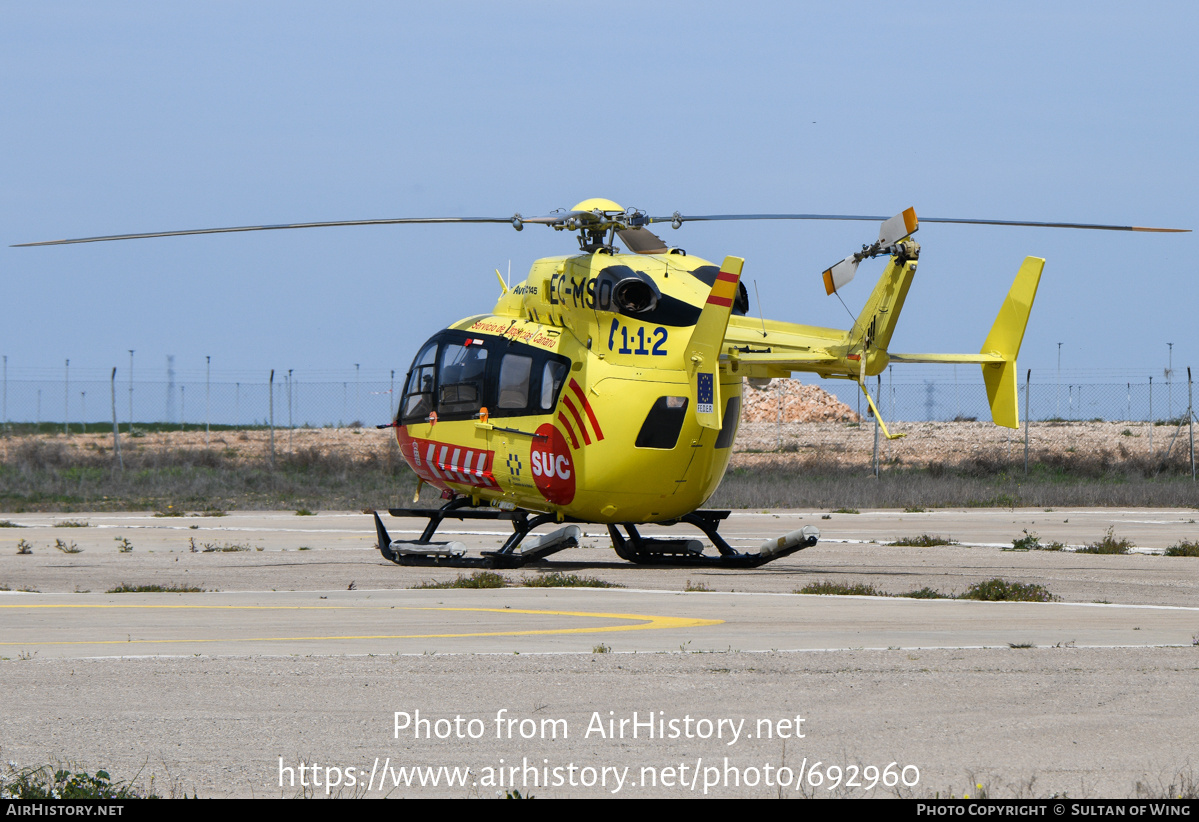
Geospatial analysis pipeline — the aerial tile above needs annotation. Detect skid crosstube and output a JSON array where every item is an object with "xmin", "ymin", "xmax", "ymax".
[{"xmin": 372, "ymin": 502, "xmax": 819, "ymax": 568}]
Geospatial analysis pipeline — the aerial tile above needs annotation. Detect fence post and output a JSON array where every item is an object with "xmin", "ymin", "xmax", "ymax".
[
  {"xmin": 269, "ymin": 369, "xmax": 276, "ymax": 469},
  {"xmin": 110, "ymin": 367, "xmax": 123, "ymax": 471},
  {"xmin": 1024, "ymin": 369, "xmax": 1031, "ymax": 476},
  {"xmin": 287, "ymin": 369, "xmax": 294, "ymax": 453},
  {"xmin": 775, "ymin": 379, "xmax": 783, "ymax": 451},
  {"xmin": 1189, "ymin": 367, "xmax": 1194, "ymax": 482},
  {"xmin": 873, "ymin": 375, "xmax": 880, "ymax": 478}
]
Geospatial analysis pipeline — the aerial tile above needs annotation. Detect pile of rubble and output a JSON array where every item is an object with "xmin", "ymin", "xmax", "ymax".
[{"xmin": 740, "ymin": 378, "xmax": 862, "ymax": 423}]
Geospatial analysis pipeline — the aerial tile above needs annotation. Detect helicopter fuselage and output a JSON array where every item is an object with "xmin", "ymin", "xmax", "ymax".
[{"xmin": 394, "ymin": 250, "xmax": 744, "ymax": 523}]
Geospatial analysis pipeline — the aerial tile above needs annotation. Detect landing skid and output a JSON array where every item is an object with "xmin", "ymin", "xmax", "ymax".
[{"xmin": 372, "ymin": 500, "xmax": 819, "ymax": 568}]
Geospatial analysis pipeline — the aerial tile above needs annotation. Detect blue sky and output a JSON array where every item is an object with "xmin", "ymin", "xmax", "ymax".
[{"xmin": 3, "ymin": 2, "xmax": 1195, "ymax": 385}]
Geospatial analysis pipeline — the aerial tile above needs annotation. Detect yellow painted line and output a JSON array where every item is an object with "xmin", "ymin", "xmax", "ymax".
[{"xmin": 0, "ymin": 605, "xmax": 723, "ymax": 646}]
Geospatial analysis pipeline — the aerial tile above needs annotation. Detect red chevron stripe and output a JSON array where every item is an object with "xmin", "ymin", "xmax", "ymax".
[
  {"xmin": 557, "ymin": 413, "xmax": 580, "ymax": 449},
  {"xmin": 568, "ymin": 379, "xmax": 604, "ymax": 441},
  {"xmin": 561, "ymin": 395, "xmax": 591, "ymax": 446},
  {"xmin": 706, "ymin": 295, "xmax": 733, "ymax": 307}
]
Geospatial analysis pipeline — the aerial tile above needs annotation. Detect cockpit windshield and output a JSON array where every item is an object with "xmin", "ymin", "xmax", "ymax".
[{"xmin": 398, "ymin": 332, "xmax": 571, "ymax": 425}]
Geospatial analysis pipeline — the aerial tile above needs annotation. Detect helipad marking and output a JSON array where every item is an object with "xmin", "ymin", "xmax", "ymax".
[{"xmin": 0, "ymin": 604, "xmax": 722, "ymax": 646}]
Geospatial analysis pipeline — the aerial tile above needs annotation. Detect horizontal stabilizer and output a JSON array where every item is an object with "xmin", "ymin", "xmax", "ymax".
[
  {"xmin": 889, "ymin": 353, "xmax": 1003, "ymax": 364},
  {"xmin": 727, "ymin": 351, "xmax": 837, "ymax": 367}
]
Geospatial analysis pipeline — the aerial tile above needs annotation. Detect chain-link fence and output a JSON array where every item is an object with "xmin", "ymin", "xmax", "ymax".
[
  {"xmin": 0, "ymin": 377, "xmax": 401, "ymax": 430},
  {"xmin": 1, "ymin": 372, "xmax": 1195, "ymax": 429},
  {"xmin": 0, "ymin": 371, "xmax": 1195, "ymax": 479}
]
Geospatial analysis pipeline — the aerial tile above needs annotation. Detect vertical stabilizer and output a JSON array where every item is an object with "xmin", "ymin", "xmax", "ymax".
[
  {"xmin": 686, "ymin": 256, "xmax": 743, "ymax": 430},
  {"xmin": 981, "ymin": 257, "xmax": 1044, "ymax": 428}
]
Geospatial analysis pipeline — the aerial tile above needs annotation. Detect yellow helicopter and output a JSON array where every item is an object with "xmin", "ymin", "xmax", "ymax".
[{"xmin": 17, "ymin": 199, "xmax": 1187, "ymax": 568}]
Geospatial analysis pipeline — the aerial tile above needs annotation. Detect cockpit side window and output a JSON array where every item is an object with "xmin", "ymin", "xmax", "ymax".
[
  {"xmin": 540, "ymin": 361, "xmax": 568, "ymax": 410},
  {"xmin": 438, "ymin": 342, "xmax": 488, "ymax": 417},
  {"xmin": 399, "ymin": 341, "xmax": 439, "ymax": 424}
]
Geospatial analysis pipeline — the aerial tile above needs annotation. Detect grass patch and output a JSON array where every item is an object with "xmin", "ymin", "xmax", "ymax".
[
  {"xmin": 903, "ymin": 507, "xmax": 926, "ymax": 513},
  {"xmin": 1164, "ymin": 540, "xmax": 1199, "ymax": 557},
  {"xmin": 889, "ymin": 534, "xmax": 957, "ymax": 547},
  {"xmin": 0, "ymin": 520, "xmax": 24, "ymax": 527},
  {"xmin": 1006, "ymin": 530, "xmax": 1066, "ymax": 552},
  {"xmin": 523, "ymin": 572, "xmax": 623, "ymax": 589},
  {"xmin": 1008, "ymin": 642, "xmax": 1036, "ymax": 649},
  {"xmin": 797, "ymin": 581, "xmax": 887, "ymax": 597},
  {"xmin": 794, "ymin": 578, "xmax": 1054, "ymax": 603},
  {"xmin": 54, "ymin": 538, "xmax": 81, "ymax": 553},
  {"xmin": 902, "ymin": 586, "xmax": 949, "ymax": 599},
  {"xmin": 114, "ymin": 536, "xmax": 133, "ymax": 553},
  {"xmin": 710, "ymin": 456, "xmax": 1199, "ymax": 511},
  {"xmin": 412, "ymin": 571, "xmax": 507, "ymax": 589},
  {"xmin": 683, "ymin": 580, "xmax": 712, "ymax": 592},
  {"xmin": 0, "ymin": 435, "xmax": 420, "ymax": 513},
  {"xmin": 960, "ymin": 578, "xmax": 1057, "ymax": 602},
  {"xmin": 830, "ymin": 507, "xmax": 860, "ymax": 514},
  {"xmin": 106, "ymin": 583, "xmax": 208, "ymax": 593},
  {"xmin": 188, "ymin": 537, "xmax": 251, "ymax": 552},
  {"xmin": 295, "ymin": 508, "xmax": 316, "ymax": 516},
  {"xmin": 0, "ymin": 763, "xmax": 162, "ymax": 800},
  {"xmin": 52, "ymin": 520, "xmax": 89, "ymax": 527},
  {"xmin": 1078, "ymin": 526, "xmax": 1134, "ymax": 555},
  {"xmin": 16, "ymin": 539, "xmax": 33, "ymax": 555},
  {"xmin": 592, "ymin": 644, "xmax": 611, "ymax": 654}
]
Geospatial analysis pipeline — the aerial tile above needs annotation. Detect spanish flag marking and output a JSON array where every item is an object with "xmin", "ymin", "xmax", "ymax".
[{"xmin": 706, "ymin": 269, "xmax": 740, "ymax": 307}]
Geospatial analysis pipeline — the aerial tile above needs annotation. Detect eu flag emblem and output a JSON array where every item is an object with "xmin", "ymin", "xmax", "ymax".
[{"xmin": 697, "ymin": 372, "xmax": 714, "ymax": 414}]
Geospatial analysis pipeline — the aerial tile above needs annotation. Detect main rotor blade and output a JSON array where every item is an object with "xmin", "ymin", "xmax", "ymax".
[
  {"xmin": 919, "ymin": 217, "xmax": 1188, "ymax": 232},
  {"xmin": 11, "ymin": 216, "xmax": 522, "ymax": 247},
  {"xmin": 649, "ymin": 213, "xmax": 1188, "ymax": 232}
]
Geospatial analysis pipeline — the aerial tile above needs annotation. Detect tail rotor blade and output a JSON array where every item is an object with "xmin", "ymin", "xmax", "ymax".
[
  {"xmin": 822, "ymin": 256, "xmax": 859, "ymax": 295},
  {"xmin": 878, "ymin": 207, "xmax": 918, "ymax": 245}
]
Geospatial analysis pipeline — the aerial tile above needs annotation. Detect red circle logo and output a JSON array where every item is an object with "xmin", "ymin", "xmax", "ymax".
[{"xmin": 531, "ymin": 423, "xmax": 575, "ymax": 505}]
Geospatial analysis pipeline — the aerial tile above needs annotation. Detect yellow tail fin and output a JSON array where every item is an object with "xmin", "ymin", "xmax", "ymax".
[
  {"xmin": 981, "ymin": 257, "xmax": 1044, "ymax": 428},
  {"xmin": 686, "ymin": 256, "xmax": 744, "ymax": 430}
]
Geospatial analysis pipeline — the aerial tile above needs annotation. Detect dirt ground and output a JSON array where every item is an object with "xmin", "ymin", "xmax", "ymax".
[{"xmin": 3, "ymin": 416, "xmax": 1188, "ymax": 473}]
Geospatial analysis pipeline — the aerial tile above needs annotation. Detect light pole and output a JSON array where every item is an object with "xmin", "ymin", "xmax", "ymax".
[
  {"xmin": 80, "ymin": 391, "xmax": 86, "ymax": 434},
  {"xmin": 205, "ymin": 355, "xmax": 211, "ymax": 446},
  {"xmin": 1056, "ymin": 342, "xmax": 1062, "ymax": 418},
  {"xmin": 2, "ymin": 354, "xmax": 7, "ymax": 434},
  {"xmin": 1168, "ymin": 342, "xmax": 1174, "ymax": 418},
  {"xmin": 355, "ymin": 363, "xmax": 361, "ymax": 425},
  {"xmin": 287, "ymin": 368, "xmax": 293, "ymax": 451},
  {"xmin": 64, "ymin": 359, "xmax": 69, "ymax": 435}
]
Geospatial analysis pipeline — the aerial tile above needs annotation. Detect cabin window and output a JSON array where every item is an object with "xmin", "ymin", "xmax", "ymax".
[
  {"xmin": 541, "ymin": 361, "xmax": 568, "ymax": 410},
  {"xmin": 438, "ymin": 342, "xmax": 488, "ymax": 416},
  {"xmin": 399, "ymin": 341, "xmax": 439, "ymax": 424},
  {"xmin": 635, "ymin": 395, "xmax": 688, "ymax": 449},
  {"xmin": 497, "ymin": 354, "xmax": 533, "ymax": 409}
]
